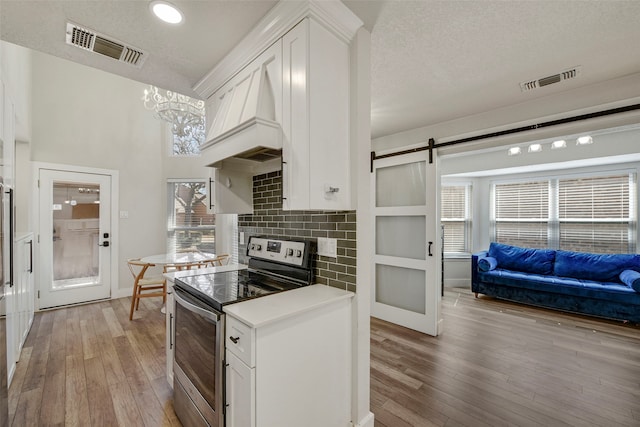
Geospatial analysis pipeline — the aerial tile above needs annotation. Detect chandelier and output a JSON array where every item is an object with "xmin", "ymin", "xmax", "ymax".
[{"xmin": 142, "ymin": 85, "xmax": 205, "ymax": 139}]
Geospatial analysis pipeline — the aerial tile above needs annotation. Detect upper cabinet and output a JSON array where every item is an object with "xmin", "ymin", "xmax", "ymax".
[
  {"xmin": 281, "ymin": 17, "xmax": 351, "ymax": 210},
  {"xmin": 196, "ymin": 1, "xmax": 363, "ymax": 213}
]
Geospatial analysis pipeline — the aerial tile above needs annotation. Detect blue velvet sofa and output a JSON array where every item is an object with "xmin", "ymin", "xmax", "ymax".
[{"xmin": 472, "ymin": 242, "xmax": 640, "ymax": 323}]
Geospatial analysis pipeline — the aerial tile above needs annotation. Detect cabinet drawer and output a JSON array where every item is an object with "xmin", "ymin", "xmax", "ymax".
[{"xmin": 226, "ymin": 316, "xmax": 255, "ymax": 367}]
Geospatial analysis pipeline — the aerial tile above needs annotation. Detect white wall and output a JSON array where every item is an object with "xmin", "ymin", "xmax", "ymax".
[{"xmin": 30, "ymin": 51, "xmax": 207, "ymax": 293}]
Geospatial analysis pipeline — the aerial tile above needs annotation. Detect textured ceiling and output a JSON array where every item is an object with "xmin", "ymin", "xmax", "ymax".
[
  {"xmin": 370, "ymin": 1, "xmax": 640, "ymax": 138},
  {"xmin": 1, "ymin": 1, "xmax": 640, "ymax": 139}
]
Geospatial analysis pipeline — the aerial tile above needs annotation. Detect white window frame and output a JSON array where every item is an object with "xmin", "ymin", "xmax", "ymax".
[
  {"xmin": 441, "ymin": 182, "xmax": 472, "ymax": 256},
  {"xmin": 491, "ymin": 169, "xmax": 637, "ymax": 253}
]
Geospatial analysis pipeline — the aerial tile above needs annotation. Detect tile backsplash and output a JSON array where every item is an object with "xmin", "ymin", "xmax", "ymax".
[{"xmin": 238, "ymin": 170, "xmax": 357, "ymax": 292}]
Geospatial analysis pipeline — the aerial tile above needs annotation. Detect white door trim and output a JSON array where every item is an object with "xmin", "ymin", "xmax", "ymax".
[{"xmin": 31, "ymin": 162, "xmax": 120, "ymax": 307}]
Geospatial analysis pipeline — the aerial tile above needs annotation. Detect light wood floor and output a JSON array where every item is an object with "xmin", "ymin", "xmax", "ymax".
[
  {"xmin": 372, "ymin": 288, "xmax": 640, "ymax": 427},
  {"xmin": 8, "ymin": 296, "xmax": 179, "ymax": 427},
  {"xmin": 8, "ymin": 289, "xmax": 640, "ymax": 426}
]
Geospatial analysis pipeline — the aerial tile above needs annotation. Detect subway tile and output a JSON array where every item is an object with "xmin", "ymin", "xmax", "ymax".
[
  {"xmin": 328, "ymin": 231, "xmax": 346, "ymax": 239},
  {"xmin": 337, "ymin": 222, "xmax": 356, "ymax": 231},
  {"xmin": 338, "ymin": 239, "xmax": 356, "ymax": 249}
]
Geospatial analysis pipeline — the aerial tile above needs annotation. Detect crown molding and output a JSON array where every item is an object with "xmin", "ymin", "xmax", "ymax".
[{"xmin": 193, "ymin": 0, "xmax": 363, "ymax": 99}]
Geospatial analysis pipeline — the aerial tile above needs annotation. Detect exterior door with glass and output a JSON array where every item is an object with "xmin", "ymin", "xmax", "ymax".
[
  {"xmin": 38, "ymin": 169, "xmax": 112, "ymax": 309},
  {"xmin": 371, "ymin": 151, "xmax": 441, "ymax": 336}
]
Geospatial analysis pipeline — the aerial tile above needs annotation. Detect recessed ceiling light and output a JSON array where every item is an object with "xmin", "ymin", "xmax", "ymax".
[
  {"xmin": 576, "ymin": 135, "xmax": 593, "ymax": 145},
  {"xmin": 551, "ymin": 140, "xmax": 567, "ymax": 149},
  {"xmin": 507, "ymin": 147, "xmax": 521, "ymax": 156},
  {"xmin": 528, "ymin": 143, "xmax": 542, "ymax": 153},
  {"xmin": 150, "ymin": 1, "xmax": 183, "ymax": 24}
]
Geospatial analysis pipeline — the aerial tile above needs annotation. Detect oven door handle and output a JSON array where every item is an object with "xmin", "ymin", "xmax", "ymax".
[{"xmin": 174, "ymin": 289, "xmax": 221, "ymax": 323}]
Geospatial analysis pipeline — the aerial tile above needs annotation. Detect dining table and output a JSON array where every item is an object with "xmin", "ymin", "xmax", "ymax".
[
  {"xmin": 140, "ymin": 251, "xmax": 219, "ymax": 267},
  {"xmin": 140, "ymin": 251, "xmax": 219, "ymax": 313}
]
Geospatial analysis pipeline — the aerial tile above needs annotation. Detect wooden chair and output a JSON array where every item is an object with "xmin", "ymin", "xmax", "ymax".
[
  {"xmin": 209, "ymin": 254, "xmax": 230, "ymax": 267},
  {"xmin": 163, "ymin": 260, "xmax": 210, "ymax": 273},
  {"xmin": 128, "ymin": 258, "xmax": 166, "ymax": 321}
]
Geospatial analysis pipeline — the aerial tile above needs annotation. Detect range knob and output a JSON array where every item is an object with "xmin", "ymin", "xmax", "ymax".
[
  {"xmin": 296, "ymin": 250, "xmax": 302, "ymax": 257},
  {"xmin": 255, "ymin": 244, "xmax": 262, "ymax": 251},
  {"xmin": 287, "ymin": 248, "xmax": 294, "ymax": 256},
  {"xmin": 250, "ymin": 244, "xmax": 256, "ymax": 250}
]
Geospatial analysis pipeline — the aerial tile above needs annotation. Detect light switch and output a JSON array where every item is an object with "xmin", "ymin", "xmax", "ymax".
[
  {"xmin": 119, "ymin": 211, "xmax": 129, "ymax": 219},
  {"xmin": 317, "ymin": 237, "xmax": 337, "ymax": 258}
]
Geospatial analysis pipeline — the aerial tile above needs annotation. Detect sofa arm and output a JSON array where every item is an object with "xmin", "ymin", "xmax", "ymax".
[
  {"xmin": 620, "ymin": 269, "xmax": 640, "ymax": 293},
  {"xmin": 471, "ymin": 251, "xmax": 489, "ymax": 291}
]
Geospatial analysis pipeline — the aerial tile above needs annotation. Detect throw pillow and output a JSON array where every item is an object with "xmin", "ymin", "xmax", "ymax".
[{"xmin": 620, "ymin": 270, "xmax": 640, "ymax": 293}]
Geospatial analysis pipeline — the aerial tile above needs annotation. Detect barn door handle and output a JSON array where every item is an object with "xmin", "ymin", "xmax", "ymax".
[{"xmin": 428, "ymin": 241, "xmax": 433, "ymax": 257}]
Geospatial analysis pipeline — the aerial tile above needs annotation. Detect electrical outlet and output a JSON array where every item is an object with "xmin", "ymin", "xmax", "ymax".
[
  {"xmin": 317, "ymin": 237, "xmax": 337, "ymax": 258},
  {"xmin": 239, "ymin": 232, "xmax": 245, "ymax": 244}
]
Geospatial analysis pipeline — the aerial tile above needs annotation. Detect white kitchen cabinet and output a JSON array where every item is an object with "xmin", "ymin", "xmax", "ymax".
[
  {"xmin": 224, "ymin": 285, "xmax": 353, "ymax": 427},
  {"xmin": 7, "ymin": 233, "xmax": 34, "ymax": 385},
  {"xmin": 2, "ymin": 81, "xmax": 15, "ymax": 187},
  {"xmin": 206, "ymin": 164, "xmax": 254, "ymax": 215},
  {"xmin": 281, "ymin": 18, "xmax": 353, "ymax": 211},
  {"xmin": 15, "ymin": 233, "xmax": 34, "ymax": 349},
  {"xmin": 225, "ymin": 350, "xmax": 255, "ymax": 427},
  {"xmin": 165, "ymin": 283, "xmax": 175, "ymax": 386},
  {"xmin": 0, "ymin": 80, "xmax": 4, "ymax": 142}
]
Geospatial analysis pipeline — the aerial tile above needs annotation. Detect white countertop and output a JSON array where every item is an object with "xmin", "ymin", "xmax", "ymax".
[
  {"xmin": 223, "ymin": 284, "xmax": 354, "ymax": 328},
  {"xmin": 163, "ymin": 263, "xmax": 248, "ymax": 283}
]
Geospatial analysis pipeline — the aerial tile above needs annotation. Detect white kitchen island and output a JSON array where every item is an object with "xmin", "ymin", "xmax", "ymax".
[{"xmin": 224, "ymin": 284, "xmax": 354, "ymax": 427}]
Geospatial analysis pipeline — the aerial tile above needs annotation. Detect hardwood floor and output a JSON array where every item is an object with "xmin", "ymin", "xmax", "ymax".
[
  {"xmin": 8, "ymin": 297, "xmax": 180, "ymax": 427},
  {"xmin": 371, "ymin": 288, "xmax": 640, "ymax": 427},
  {"xmin": 9, "ymin": 288, "xmax": 640, "ymax": 426}
]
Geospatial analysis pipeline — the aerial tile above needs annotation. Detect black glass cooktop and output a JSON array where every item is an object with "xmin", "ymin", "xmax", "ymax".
[{"xmin": 174, "ymin": 269, "xmax": 299, "ymax": 311}]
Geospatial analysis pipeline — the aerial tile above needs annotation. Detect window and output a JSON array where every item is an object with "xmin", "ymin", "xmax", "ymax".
[
  {"xmin": 167, "ymin": 180, "xmax": 215, "ymax": 253},
  {"xmin": 492, "ymin": 172, "xmax": 636, "ymax": 253},
  {"xmin": 558, "ymin": 175, "xmax": 634, "ymax": 253},
  {"xmin": 441, "ymin": 184, "xmax": 472, "ymax": 254},
  {"xmin": 170, "ymin": 125, "xmax": 205, "ymax": 156},
  {"xmin": 493, "ymin": 180, "xmax": 549, "ymax": 249}
]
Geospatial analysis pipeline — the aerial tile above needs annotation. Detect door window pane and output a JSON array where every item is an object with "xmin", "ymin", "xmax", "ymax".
[
  {"xmin": 376, "ymin": 216, "xmax": 426, "ymax": 259},
  {"xmin": 52, "ymin": 182, "xmax": 100, "ymax": 289},
  {"xmin": 376, "ymin": 161, "xmax": 426, "ymax": 207},
  {"xmin": 375, "ymin": 264, "xmax": 425, "ymax": 314}
]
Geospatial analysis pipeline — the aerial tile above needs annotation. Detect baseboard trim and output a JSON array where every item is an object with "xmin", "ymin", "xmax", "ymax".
[
  {"xmin": 444, "ymin": 279, "xmax": 470, "ymax": 288},
  {"xmin": 352, "ymin": 412, "xmax": 375, "ymax": 427},
  {"xmin": 113, "ymin": 288, "xmax": 132, "ymax": 299}
]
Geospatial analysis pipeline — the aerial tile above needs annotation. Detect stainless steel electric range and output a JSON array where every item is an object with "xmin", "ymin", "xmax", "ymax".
[{"xmin": 172, "ymin": 236, "xmax": 314, "ymax": 427}]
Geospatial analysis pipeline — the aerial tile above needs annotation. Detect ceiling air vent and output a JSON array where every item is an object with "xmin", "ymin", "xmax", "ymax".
[
  {"xmin": 520, "ymin": 66, "xmax": 581, "ymax": 92},
  {"xmin": 65, "ymin": 22, "xmax": 147, "ymax": 68}
]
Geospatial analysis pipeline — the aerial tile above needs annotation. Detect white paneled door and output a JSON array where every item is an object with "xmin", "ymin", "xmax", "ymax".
[
  {"xmin": 38, "ymin": 169, "xmax": 112, "ymax": 309},
  {"xmin": 371, "ymin": 151, "xmax": 442, "ymax": 336}
]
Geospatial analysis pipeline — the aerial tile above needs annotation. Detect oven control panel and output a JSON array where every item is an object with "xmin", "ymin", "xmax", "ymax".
[{"xmin": 246, "ymin": 237, "xmax": 308, "ymax": 266}]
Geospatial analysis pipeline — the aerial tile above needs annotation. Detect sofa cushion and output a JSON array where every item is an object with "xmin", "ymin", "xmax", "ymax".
[
  {"xmin": 554, "ymin": 251, "xmax": 640, "ymax": 283},
  {"xmin": 620, "ymin": 269, "xmax": 640, "ymax": 293},
  {"xmin": 488, "ymin": 242, "xmax": 555, "ymax": 275},
  {"xmin": 478, "ymin": 256, "xmax": 498, "ymax": 272}
]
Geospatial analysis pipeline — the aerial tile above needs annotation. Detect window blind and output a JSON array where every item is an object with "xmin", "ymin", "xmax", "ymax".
[
  {"xmin": 441, "ymin": 184, "xmax": 471, "ymax": 253},
  {"xmin": 167, "ymin": 181, "xmax": 216, "ymax": 254},
  {"xmin": 558, "ymin": 174, "xmax": 634, "ymax": 253},
  {"xmin": 493, "ymin": 173, "xmax": 636, "ymax": 253},
  {"xmin": 494, "ymin": 180, "xmax": 549, "ymax": 248}
]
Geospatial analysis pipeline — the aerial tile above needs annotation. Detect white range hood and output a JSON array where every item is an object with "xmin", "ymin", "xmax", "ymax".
[{"xmin": 200, "ymin": 41, "xmax": 282, "ymax": 168}]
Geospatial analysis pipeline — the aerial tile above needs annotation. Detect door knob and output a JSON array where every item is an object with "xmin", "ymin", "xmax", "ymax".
[{"xmin": 98, "ymin": 241, "xmax": 110, "ymax": 247}]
